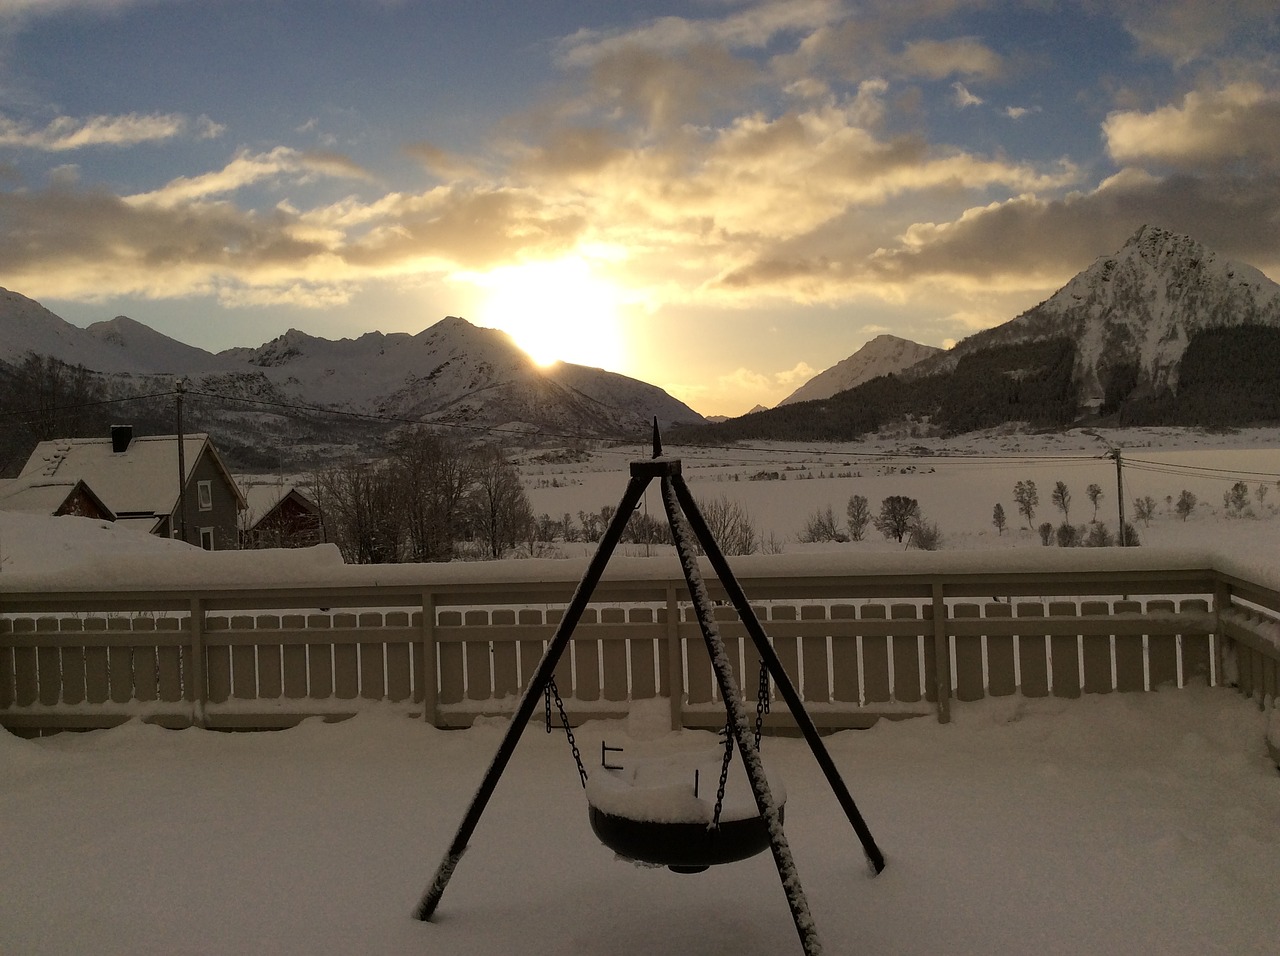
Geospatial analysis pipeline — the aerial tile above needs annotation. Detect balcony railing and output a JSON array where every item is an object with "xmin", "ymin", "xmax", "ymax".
[{"xmin": 2, "ymin": 550, "xmax": 1278, "ymax": 743}]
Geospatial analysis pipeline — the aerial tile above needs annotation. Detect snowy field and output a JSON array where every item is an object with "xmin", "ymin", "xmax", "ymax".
[
  {"xmin": 3, "ymin": 425, "xmax": 1280, "ymax": 954},
  {"xmin": 523, "ymin": 426, "xmax": 1280, "ymax": 559}
]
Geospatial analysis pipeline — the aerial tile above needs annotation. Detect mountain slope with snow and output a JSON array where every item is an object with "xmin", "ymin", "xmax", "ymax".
[
  {"xmin": 908, "ymin": 225, "xmax": 1280, "ymax": 403},
  {"xmin": 779, "ymin": 334, "xmax": 941, "ymax": 405},
  {"xmin": 86, "ymin": 315, "xmax": 232, "ymax": 375},
  {"xmin": 0, "ymin": 293, "xmax": 704, "ymax": 443}
]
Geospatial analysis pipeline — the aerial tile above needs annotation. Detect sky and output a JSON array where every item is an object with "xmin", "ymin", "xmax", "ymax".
[{"xmin": 0, "ymin": 1, "xmax": 1278, "ymax": 417}]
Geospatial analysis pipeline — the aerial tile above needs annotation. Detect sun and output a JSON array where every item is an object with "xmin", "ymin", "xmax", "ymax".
[{"xmin": 466, "ymin": 257, "xmax": 627, "ymax": 370}]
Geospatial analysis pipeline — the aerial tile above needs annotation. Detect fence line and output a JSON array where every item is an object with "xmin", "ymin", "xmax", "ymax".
[{"xmin": 2, "ymin": 562, "xmax": 1277, "ymax": 736}]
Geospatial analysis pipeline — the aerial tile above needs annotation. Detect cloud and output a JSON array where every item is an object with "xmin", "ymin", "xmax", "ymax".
[
  {"xmin": 860, "ymin": 166, "xmax": 1280, "ymax": 290},
  {"xmin": 0, "ymin": 0, "xmax": 162, "ymax": 17},
  {"xmin": 555, "ymin": 0, "xmax": 844, "ymax": 67},
  {"xmin": 900, "ymin": 38, "xmax": 1002, "ymax": 81},
  {"xmin": 951, "ymin": 82, "xmax": 984, "ymax": 109},
  {"xmin": 1104, "ymin": 83, "xmax": 1280, "ymax": 171},
  {"xmin": 1112, "ymin": 0, "xmax": 1280, "ymax": 66},
  {"xmin": 125, "ymin": 147, "xmax": 372, "ymax": 207},
  {"xmin": 403, "ymin": 142, "xmax": 482, "ymax": 180},
  {"xmin": 0, "ymin": 111, "xmax": 193, "ymax": 150},
  {"xmin": 4, "ymin": 0, "xmax": 1276, "ymax": 337},
  {"xmin": 0, "ymin": 181, "xmax": 339, "ymax": 302}
]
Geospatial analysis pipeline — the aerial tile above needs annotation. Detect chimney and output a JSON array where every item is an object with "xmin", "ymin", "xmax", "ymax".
[{"xmin": 110, "ymin": 424, "xmax": 134, "ymax": 454}]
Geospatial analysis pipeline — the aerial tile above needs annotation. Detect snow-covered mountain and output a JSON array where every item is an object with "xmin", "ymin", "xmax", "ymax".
[
  {"xmin": 86, "ymin": 315, "xmax": 231, "ymax": 375},
  {"xmin": 0, "ymin": 289, "xmax": 153, "ymax": 373},
  {"xmin": 908, "ymin": 225, "xmax": 1280, "ymax": 403},
  {"xmin": 0, "ymin": 293, "xmax": 704, "ymax": 441},
  {"xmin": 779, "ymin": 334, "xmax": 942, "ymax": 405},
  {"xmin": 228, "ymin": 317, "xmax": 701, "ymax": 433},
  {"xmin": 0, "ymin": 293, "xmax": 701, "ymax": 440}
]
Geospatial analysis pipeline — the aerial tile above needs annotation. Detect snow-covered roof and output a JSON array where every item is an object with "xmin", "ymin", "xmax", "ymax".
[
  {"xmin": 0, "ymin": 477, "xmax": 112, "ymax": 518},
  {"xmin": 238, "ymin": 480, "xmax": 316, "ymax": 525},
  {"xmin": 16, "ymin": 433, "xmax": 245, "ymax": 517}
]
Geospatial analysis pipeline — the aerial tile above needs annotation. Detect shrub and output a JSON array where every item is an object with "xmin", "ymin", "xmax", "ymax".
[
  {"xmin": 1055, "ymin": 522, "xmax": 1080, "ymax": 547},
  {"xmin": 1085, "ymin": 523, "xmax": 1114, "ymax": 547},
  {"xmin": 907, "ymin": 516, "xmax": 943, "ymax": 551},
  {"xmin": 799, "ymin": 505, "xmax": 846, "ymax": 543},
  {"xmin": 1038, "ymin": 522, "xmax": 1054, "ymax": 546}
]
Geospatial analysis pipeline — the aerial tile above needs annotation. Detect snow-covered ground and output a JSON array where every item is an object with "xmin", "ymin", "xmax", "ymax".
[
  {"xmin": 525, "ymin": 426, "xmax": 1280, "ymax": 562},
  {"xmin": 2, "ymin": 425, "xmax": 1279, "ymax": 954},
  {"xmin": 2, "ymin": 690, "xmax": 1277, "ymax": 955}
]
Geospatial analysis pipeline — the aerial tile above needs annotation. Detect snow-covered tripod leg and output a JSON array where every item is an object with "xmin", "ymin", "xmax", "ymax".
[
  {"xmin": 660, "ymin": 473, "xmax": 824, "ymax": 956},
  {"xmin": 414, "ymin": 474, "xmax": 651, "ymax": 921},
  {"xmin": 670, "ymin": 472, "xmax": 886, "ymax": 875}
]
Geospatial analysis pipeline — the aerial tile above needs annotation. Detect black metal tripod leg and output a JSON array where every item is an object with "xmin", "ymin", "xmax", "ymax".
[
  {"xmin": 670, "ymin": 473, "xmax": 886, "ymax": 875},
  {"xmin": 414, "ymin": 475, "xmax": 651, "ymax": 921}
]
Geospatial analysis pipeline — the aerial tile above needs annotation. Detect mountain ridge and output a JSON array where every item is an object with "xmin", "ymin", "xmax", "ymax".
[
  {"xmin": 779, "ymin": 334, "xmax": 943, "ymax": 406},
  {"xmin": 905, "ymin": 224, "xmax": 1280, "ymax": 404},
  {"xmin": 0, "ymin": 293, "xmax": 705, "ymax": 444},
  {"xmin": 673, "ymin": 225, "xmax": 1280, "ymax": 442}
]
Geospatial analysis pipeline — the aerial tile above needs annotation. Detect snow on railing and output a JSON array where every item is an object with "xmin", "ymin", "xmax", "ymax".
[{"xmin": 1, "ymin": 556, "xmax": 1277, "ymax": 736}]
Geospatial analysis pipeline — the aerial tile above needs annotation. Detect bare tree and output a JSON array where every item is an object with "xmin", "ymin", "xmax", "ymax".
[
  {"xmin": 1051, "ymin": 481, "xmax": 1071, "ymax": 523},
  {"xmin": 1133, "ymin": 495, "xmax": 1157, "ymax": 527},
  {"xmin": 799, "ymin": 505, "xmax": 844, "ymax": 543},
  {"xmin": 391, "ymin": 429, "xmax": 476, "ymax": 562},
  {"xmin": 1086, "ymin": 483, "xmax": 1104, "ymax": 522},
  {"xmin": 312, "ymin": 459, "xmax": 403, "ymax": 564},
  {"xmin": 1224, "ymin": 481, "xmax": 1250, "ymax": 516},
  {"xmin": 1013, "ymin": 480, "xmax": 1039, "ymax": 529},
  {"xmin": 1175, "ymin": 490, "xmax": 1197, "ymax": 521},
  {"xmin": 467, "ymin": 447, "xmax": 535, "ymax": 559},
  {"xmin": 906, "ymin": 513, "xmax": 942, "ymax": 551},
  {"xmin": 874, "ymin": 496, "xmax": 919, "ymax": 543},
  {"xmin": 846, "ymin": 494, "xmax": 871, "ymax": 541},
  {"xmin": 698, "ymin": 494, "xmax": 758, "ymax": 555}
]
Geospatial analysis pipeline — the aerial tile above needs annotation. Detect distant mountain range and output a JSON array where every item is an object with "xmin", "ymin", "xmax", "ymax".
[
  {"xmin": 0, "ymin": 296, "xmax": 704, "ymax": 468},
  {"xmin": 5, "ymin": 224, "xmax": 1280, "ymax": 468},
  {"xmin": 676, "ymin": 225, "xmax": 1280, "ymax": 442}
]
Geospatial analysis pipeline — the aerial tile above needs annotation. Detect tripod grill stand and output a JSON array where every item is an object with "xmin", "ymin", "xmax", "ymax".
[{"xmin": 415, "ymin": 430, "xmax": 885, "ymax": 955}]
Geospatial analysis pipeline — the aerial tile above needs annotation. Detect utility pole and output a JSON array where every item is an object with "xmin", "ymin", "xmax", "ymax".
[
  {"xmin": 1111, "ymin": 448, "xmax": 1126, "ymax": 546},
  {"xmin": 176, "ymin": 377, "xmax": 188, "ymax": 544}
]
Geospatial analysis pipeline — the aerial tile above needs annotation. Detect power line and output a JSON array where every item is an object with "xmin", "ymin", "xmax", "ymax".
[{"xmin": 0, "ymin": 389, "xmax": 177, "ymax": 428}]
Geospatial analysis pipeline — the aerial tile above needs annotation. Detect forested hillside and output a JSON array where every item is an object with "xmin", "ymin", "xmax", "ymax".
[
  {"xmin": 673, "ymin": 339, "xmax": 1080, "ymax": 443},
  {"xmin": 1110, "ymin": 325, "xmax": 1280, "ymax": 427}
]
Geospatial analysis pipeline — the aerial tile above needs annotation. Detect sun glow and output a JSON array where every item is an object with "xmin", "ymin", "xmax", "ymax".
[{"xmin": 466, "ymin": 257, "xmax": 627, "ymax": 370}]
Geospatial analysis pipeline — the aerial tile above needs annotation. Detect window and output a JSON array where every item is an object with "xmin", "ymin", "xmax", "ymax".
[
  {"xmin": 199, "ymin": 528, "xmax": 214, "ymax": 551},
  {"xmin": 197, "ymin": 480, "xmax": 213, "ymax": 511}
]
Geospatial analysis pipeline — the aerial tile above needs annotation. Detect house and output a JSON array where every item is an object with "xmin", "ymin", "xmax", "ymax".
[
  {"xmin": 0, "ymin": 477, "xmax": 115, "ymax": 521},
  {"xmin": 239, "ymin": 480, "xmax": 324, "ymax": 549},
  {"xmin": 10, "ymin": 425, "xmax": 246, "ymax": 550}
]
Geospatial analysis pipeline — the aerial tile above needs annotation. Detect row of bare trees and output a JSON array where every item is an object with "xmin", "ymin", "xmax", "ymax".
[
  {"xmin": 309, "ymin": 429, "xmax": 534, "ymax": 563},
  {"xmin": 799, "ymin": 494, "xmax": 941, "ymax": 550}
]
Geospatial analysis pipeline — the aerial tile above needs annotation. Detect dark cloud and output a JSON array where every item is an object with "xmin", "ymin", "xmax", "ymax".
[
  {"xmin": 715, "ymin": 169, "xmax": 1280, "ymax": 295},
  {"xmin": 868, "ymin": 171, "xmax": 1280, "ymax": 282}
]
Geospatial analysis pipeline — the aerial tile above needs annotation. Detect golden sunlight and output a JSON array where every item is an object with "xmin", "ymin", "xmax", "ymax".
[{"xmin": 467, "ymin": 257, "xmax": 627, "ymax": 370}]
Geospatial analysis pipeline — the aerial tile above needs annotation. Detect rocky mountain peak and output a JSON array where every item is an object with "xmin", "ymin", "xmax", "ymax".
[{"xmin": 914, "ymin": 226, "xmax": 1280, "ymax": 403}]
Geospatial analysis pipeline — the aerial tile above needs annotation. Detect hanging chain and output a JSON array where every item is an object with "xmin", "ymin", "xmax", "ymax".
[
  {"xmin": 754, "ymin": 659, "xmax": 771, "ymax": 751},
  {"xmin": 711, "ymin": 720, "xmax": 733, "ymax": 828},
  {"xmin": 710, "ymin": 660, "xmax": 772, "ymax": 827},
  {"xmin": 544, "ymin": 677, "xmax": 587, "ymax": 788}
]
